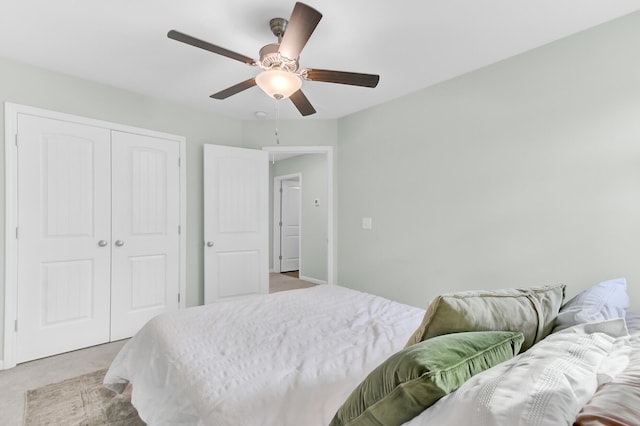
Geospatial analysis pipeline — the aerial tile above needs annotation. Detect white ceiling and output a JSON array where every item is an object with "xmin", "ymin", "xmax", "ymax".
[{"xmin": 1, "ymin": 1, "xmax": 639, "ymax": 121}]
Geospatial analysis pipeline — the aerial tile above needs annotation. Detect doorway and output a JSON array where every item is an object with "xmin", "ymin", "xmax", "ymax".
[
  {"xmin": 263, "ymin": 146, "xmax": 334, "ymax": 287},
  {"xmin": 201, "ymin": 145, "xmax": 332, "ymax": 302}
]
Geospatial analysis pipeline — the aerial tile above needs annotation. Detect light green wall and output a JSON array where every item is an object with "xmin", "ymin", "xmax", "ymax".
[
  {"xmin": 337, "ymin": 12, "xmax": 640, "ymax": 309},
  {"xmin": 0, "ymin": 57, "xmax": 244, "ymax": 358},
  {"xmin": 271, "ymin": 154, "xmax": 328, "ymax": 282}
]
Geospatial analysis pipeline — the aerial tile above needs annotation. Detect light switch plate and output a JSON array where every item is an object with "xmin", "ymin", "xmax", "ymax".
[{"xmin": 362, "ymin": 217, "xmax": 372, "ymax": 230}]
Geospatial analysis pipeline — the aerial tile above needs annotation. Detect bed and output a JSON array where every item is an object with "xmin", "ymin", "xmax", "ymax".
[{"xmin": 104, "ymin": 278, "xmax": 638, "ymax": 426}]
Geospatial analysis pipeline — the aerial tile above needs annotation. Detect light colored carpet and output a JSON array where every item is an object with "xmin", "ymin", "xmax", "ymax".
[
  {"xmin": 269, "ymin": 272, "xmax": 317, "ymax": 293},
  {"xmin": 24, "ymin": 369, "xmax": 144, "ymax": 426}
]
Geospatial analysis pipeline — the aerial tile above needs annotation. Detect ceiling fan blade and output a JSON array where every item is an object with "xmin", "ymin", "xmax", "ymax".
[
  {"xmin": 278, "ymin": 2, "xmax": 322, "ymax": 61},
  {"xmin": 210, "ymin": 78, "xmax": 257, "ymax": 99},
  {"xmin": 304, "ymin": 69, "xmax": 380, "ymax": 88},
  {"xmin": 289, "ymin": 90, "xmax": 316, "ymax": 116},
  {"xmin": 168, "ymin": 30, "xmax": 256, "ymax": 65}
]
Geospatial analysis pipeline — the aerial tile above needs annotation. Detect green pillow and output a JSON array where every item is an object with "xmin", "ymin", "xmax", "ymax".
[
  {"xmin": 405, "ymin": 284, "xmax": 565, "ymax": 351},
  {"xmin": 330, "ymin": 331, "xmax": 524, "ymax": 426}
]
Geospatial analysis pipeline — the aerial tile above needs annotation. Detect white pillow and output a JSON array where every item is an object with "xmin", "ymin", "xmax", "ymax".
[
  {"xmin": 403, "ymin": 319, "xmax": 630, "ymax": 426},
  {"xmin": 553, "ymin": 277, "xmax": 629, "ymax": 332}
]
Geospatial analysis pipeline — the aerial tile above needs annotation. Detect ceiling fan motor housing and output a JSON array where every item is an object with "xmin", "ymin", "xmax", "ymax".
[{"xmin": 259, "ymin": 43, "xmax": 299, "ymax": 72}]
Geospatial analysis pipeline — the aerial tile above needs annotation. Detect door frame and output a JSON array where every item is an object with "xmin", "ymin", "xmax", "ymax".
[
  {"xmin": 262, "ymin": 146, "xmax": 334, "ymax": 286},
  {"xmin": 272, "ymin": 173, "xmax": 302, "ymax": 274},
  {"xmin": 3, "ymin": 102, "xmax": 187, "ymax": 369}
]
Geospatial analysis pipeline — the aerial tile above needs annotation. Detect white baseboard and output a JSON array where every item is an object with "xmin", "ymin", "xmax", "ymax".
[{"xmin": 300, "ymin": 275, "xmax": 327, "ymax": 285}]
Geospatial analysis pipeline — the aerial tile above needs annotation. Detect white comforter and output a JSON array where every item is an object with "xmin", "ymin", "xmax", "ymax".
[{"xmin": 104, "ymin": 285, "xmax": 426, "ymax": 426}]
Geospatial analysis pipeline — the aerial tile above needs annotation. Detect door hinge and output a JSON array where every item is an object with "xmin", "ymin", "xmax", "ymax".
[
  {"xmin": 178, "ymin": 157, "xmax": 181, "ymax": 167},
  {"xmin": 178, "ymin": 293, "xmax": 181, "ymax": 303},
  {"xmin": 15, "ymin": 133, "xmax": 18, "ymax": 146},
  {"xmin": 14, "ymin": 320, "xmax": 18, "ymax": 332},
  {"xmin": 178, "ymin": 225, "xmax": 181, "ymax": 235},
  {"xmin": 279, "ymin": 255, "xmax": 283, "ymax": 260},
  {"xmin": 279, "ymin": 221, "xmax": 282, "ymax": 227},
  {"xmin": 15, "ymin": 227, "xmax": 19, "ymax": 239},
  {"xmin": 279, "ymin": 187, "xmax": 283, "ymax": 193}
]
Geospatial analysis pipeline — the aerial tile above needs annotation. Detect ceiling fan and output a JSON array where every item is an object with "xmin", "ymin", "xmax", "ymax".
[{"xmin": 167, "ymin": 2, "xmax": 380, "ymax": 116}]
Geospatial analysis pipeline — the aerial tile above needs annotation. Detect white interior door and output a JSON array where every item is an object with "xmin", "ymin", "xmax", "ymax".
[
  {"xmin": 16, "ymin": 114, "xmax": 112, "ymax": 363},
  {"xmin": 109, "ymin": 131, "xmax": 181, "ymax": 340},
  {"xmin": 280, "ymin": 179, "xmax": 300, "ymax": 272},
  {"xmin": 203, "ymin": 144, "xmax": 268, "ymax": 303}
]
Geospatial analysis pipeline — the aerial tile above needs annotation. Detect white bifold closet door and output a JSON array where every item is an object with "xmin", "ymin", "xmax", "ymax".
[
  {"xmin": 16, "ymin": 114, "xmax": 179, "ymax": 363},
  {"xmin": 110, "ymin": 131, "xmax": 180, "ymax": 340}
]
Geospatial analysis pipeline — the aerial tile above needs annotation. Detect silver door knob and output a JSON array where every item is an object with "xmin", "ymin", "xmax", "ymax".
[
  {"xmin": 206, "ymin": 241, "xmax": 214, "ymax": 247},
  {"xmin": 97, "ymin": 240, "xmax": 108, "ymax": 247},
  {"xmin": 115, "ymin": 240, "xmax": 125, "ymax": 247}
]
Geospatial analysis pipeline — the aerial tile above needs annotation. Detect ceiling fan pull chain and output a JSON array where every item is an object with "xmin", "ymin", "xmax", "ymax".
[{"xmin": 275, "ymin": 98, "xmax": 280, "ymax": 144}]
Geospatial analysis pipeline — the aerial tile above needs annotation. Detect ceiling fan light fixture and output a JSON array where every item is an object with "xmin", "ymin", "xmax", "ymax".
[{"xmin": 255, "ymin": 69, "xmax": 302, "ymax": 100}]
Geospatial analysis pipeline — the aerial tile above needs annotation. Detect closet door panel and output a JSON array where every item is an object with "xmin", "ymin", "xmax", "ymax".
[
  {"xmin": 16, "ymin": 114, "xmax": 112, "ymax": 363},
  {"xmin": 110, "ymin": 131, "xmax": 180, "ymax": 340}
]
